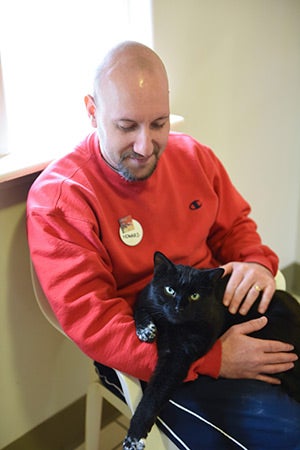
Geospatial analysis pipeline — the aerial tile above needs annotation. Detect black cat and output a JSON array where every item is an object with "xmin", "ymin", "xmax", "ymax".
[{"xmin": 123, "ymin": 251, "xmax": 300, "ymax": 450}]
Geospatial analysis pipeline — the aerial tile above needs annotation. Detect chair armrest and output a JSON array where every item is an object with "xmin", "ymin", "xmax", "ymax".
[{"xmin": 115, "ymin": 370, "xmax": 144, "ymax": 414}]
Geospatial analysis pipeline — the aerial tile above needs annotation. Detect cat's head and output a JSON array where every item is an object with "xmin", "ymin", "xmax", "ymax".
[{"xmin": 151, "ymin": 251, "xmax": 224, "ymax": 324}]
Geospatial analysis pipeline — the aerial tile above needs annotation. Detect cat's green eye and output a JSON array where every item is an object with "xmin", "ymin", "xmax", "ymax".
[
  {"xmin": 164, "ymin": 286, "xmax": 176, "ymax": 297},
  {"xmin": 189, "ymin": 293, "xmax": 200, "ymax": 301}
]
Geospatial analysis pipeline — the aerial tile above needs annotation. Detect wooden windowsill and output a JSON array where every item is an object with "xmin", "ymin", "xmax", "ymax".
[{"xmin": 0, "ymin": 153, "xmax": 56, "ymax": 183}]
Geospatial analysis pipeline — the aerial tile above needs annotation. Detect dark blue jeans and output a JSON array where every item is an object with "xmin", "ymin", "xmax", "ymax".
[{"xmin": 94, "ymin": 362, "xmax": 300, "ymax": 449}]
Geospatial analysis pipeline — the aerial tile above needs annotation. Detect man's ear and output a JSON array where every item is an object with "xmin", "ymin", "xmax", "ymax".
[{"xmin": 84, "ymin": 95, "xmax": 97, "ymax": 128}]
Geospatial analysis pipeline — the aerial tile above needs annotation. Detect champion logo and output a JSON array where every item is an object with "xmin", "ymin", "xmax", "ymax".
[{"xmin": 189, "ymin": 200, "xmax": 202, "ymax": 210}]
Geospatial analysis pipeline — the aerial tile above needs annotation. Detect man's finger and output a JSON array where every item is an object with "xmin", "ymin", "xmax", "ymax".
[
  {"xmin": 233, "ymin": 316, "xmax": 268, "ymax": 334},
  {"xmin": 256, "ymin": 374, "xmax": 281, "ymax": 385}
]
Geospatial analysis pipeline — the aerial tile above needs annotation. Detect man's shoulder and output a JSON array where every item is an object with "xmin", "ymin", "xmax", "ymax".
[
  {"xmin": 27, "ymin": 133, "xmax": 99, "ymax": 210},
  {"xmin": 166, "ymin": 132, "xmax": 216, "ymax": 162},
  {"xmin": 32, "ymin": 133, "xmax": 97, "ymax": 183}
]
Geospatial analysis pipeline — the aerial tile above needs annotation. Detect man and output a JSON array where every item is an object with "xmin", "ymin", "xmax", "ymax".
[{"xmin": 27, "ymin": 41, "xmax": 300, "ymax": 449}]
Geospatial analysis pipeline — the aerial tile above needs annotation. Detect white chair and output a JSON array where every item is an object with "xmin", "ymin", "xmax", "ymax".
[
  {"xmin": 30, "ymin": 262, "xmax": 179, "ymax": 450},
  {"xmin": 30, "ymin": 262, "xmax": 286, "ymax": 450},
  {"xmin": 274, "ymin": 270, "xmax": 286, "ymax": 290}
]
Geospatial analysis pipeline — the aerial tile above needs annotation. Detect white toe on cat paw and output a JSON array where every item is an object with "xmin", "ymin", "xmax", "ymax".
[
  {"xmin": 123, "ymin": 436, "xmax": 146, "ymax": 450},
  {"xmin": 136, "ymin": 322, "xmax": 157, "ymax": 342}
]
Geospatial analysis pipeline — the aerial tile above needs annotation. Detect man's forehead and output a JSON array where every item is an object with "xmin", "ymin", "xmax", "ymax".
[{"xmin": 113, "ymin": 114, "xmax": 170, "ymax": 124}]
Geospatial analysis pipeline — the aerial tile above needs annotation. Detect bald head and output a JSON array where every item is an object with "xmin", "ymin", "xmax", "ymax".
[
  {"xmin": 93, "ymin": 41, "xmax": 169, "ymax": 104},
  {"xmin": 85, "ymin": 41, "xmax": 170, "ymax": 181}
]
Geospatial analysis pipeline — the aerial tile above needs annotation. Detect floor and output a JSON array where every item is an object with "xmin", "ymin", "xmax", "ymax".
[{"xmin": 74, "ymin": 413, "xmax": 130, "ymax": 450}]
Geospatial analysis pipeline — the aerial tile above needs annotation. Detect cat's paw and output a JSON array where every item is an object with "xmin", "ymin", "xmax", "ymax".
[
  {"xmin": 123, "ymin": 435, "xmax": 146, "ymax": 450},
  {"xmin": 136, "ymin": 322, "xmax": 157, "ymax": 343}
]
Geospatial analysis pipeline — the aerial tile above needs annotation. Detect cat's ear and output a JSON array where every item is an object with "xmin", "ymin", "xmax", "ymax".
[
  {"xmin": 208, "ymin": 267, "xmax": 225, "ymax": 283},
  {"xmin": 153, "ymin": 251, "xmax": 174, "ymax": 271}
]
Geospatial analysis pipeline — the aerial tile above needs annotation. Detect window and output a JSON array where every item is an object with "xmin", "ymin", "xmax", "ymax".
[
  {"xmin": 0, "ymin": 0, "xmax": 153, "ymax": 163},
  {"xmin": 0, "ymin": 56, "xmax": 7, "ymax": 156}
]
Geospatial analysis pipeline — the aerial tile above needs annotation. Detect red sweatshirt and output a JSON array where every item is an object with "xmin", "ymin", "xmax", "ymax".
[{"xmin": 27, "ymin": 132, "xmax": 278, "ymax": 381}]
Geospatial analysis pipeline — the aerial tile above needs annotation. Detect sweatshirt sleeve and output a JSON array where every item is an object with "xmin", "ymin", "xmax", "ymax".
[
  {"xmin": 27, "ymin": 202, "xmax": 158, "ymax": 381},
  {"xmin": 186, "ymin": 340, "xmax": 222, "ymax": 381}
]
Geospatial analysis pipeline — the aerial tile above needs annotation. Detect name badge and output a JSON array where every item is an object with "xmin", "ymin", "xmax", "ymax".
[{"xmin": 119, "ymin": 215, "xmax": 143, "ymax": 247}]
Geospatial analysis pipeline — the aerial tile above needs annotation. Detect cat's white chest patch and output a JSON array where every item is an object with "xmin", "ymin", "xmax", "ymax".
[{"xmin": 118, "ymin": 215, "xmax": 143, "ymax": 246}]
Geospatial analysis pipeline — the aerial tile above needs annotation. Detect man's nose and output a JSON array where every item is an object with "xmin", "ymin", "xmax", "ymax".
[{"xmin": 133, "ymin": 128, "xmax": 154, "ymax": 157}]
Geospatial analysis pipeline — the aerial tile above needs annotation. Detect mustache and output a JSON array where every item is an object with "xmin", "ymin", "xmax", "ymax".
[{"xmin": 120, "ymin": 146, "xmax": 159, "ymax": 162}]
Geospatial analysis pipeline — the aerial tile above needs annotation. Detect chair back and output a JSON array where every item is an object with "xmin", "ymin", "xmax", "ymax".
[
  {"xmin": 30, "ymin": 261, "xmax": 68, "ymax": 337},
  {"xmin": 275, "ymin": 270, "xmax": 286, "ymax": 290}
]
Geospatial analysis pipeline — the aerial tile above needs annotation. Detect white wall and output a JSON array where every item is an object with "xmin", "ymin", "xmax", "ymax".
[
  {"xmin": 0, "ymin": 178, "xmax": 89, "ymax": 448},
  {"xmin": 152, "ymin": 0, "xmax": 300, "ymax": 268},
  {"xmin": 297, "ymin": 201, "xmax": 300, "ymax": 261}
]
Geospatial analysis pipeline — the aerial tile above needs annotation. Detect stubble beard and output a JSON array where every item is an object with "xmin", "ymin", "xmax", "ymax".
[{"xmin": 117, "ymin": 149, "xmax": 160, "ymax": 181}]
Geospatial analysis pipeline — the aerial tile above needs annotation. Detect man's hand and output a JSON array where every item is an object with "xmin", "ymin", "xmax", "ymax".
[
  {"xmin": 219, "ymin": 317, "xmax": 298, "ymax": 384},
  {"xmin": 221, "ymin": 261, "xmax": 276, "ymax": 315}
]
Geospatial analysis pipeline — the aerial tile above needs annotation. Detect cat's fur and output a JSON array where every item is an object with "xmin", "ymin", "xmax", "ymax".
[{"xmin": 123, "ymin": 252, "xmax": 300, "ymax": 450}]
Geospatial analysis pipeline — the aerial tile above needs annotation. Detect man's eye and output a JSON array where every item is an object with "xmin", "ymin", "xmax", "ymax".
[
  {"xmin": 151, "ymin": 122, "xmax": 166, "ymax": 130},
  {"xmin": 118, "ymin": 125, "xmax": 136, "ymax": 132}
]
